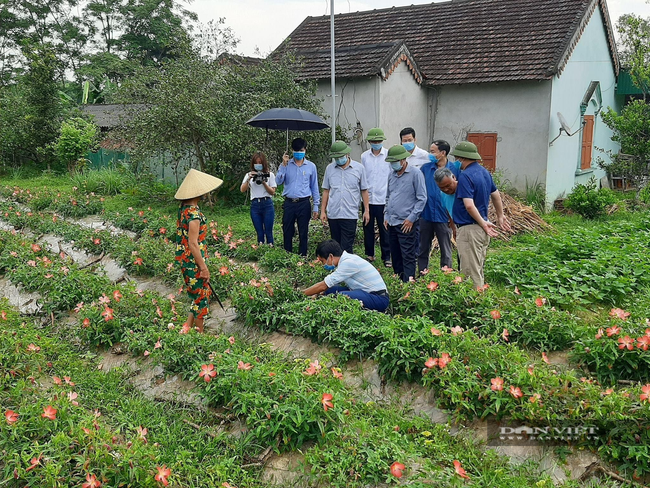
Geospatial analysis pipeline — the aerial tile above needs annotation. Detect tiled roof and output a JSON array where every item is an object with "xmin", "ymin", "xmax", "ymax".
[
  {"xmin": 82, "ymin": 104, "xmax": 146, "ymax": 128},
  {"xmin": 275, "ymin": 0, "xmax": 619, "ymax": 85}
]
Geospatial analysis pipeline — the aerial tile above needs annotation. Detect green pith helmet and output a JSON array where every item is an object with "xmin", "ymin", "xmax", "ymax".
[
  {"xmin": 451, "ymin": 141, "xmax": 482, "ymax": 160},
  {"xmin": 385, "ymin": 144, "xmax": 411, "ymax": 162},
  {"xmin": 329, "ymin": 140, "xmax": 352, "ymax": 158},
  {"xmin": 366, "ymin": 127, "xmax": 386, "ymax": 141}
]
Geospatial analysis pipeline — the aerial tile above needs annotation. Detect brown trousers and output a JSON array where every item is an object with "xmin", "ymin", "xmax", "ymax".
[{"xmin": 456, "ymin": 223, "xmax": 490, "ymax": 288}]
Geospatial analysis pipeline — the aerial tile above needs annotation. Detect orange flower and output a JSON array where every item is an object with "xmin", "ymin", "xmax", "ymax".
[
  {"xmin": 535, "ymin": 297, "xmax": 546, "ymax": 307},
  {"xmin": 93, "ymin": 238, "xmax": 101, "ymax": 245},
  {"xmin": 5, "ymin": 410, "xmax": 18, "ymax": 424},
  {"xmin": 541, "ymin": 352, "xmax": 549, "ymax": 364},
  {"xmin": 304, "ymin": 360, "xmax": 322, "ymax": 376},
  {"xmin": 228, "ymin": 336, "xmax": 236, "ymax": 345},
  {"xmin": 501, "ymin": 328, "xmax": 510, "ymax": 342},
  {"xmin": 321, "ymin": 393, "xmax": 334, "ymax": 411},
  {"xmin": 637, "ymin": 335, "xmax": 650, "ymax": 351},
  {"xmin": 450, "ymin": 326, "xmax": 463, "ymax": 335},
  {"xmin": 0, "ymin": 310, "xmax": 6, "ymax": 320},
  {"xmin": 113, "ymin": 290, "xmax": 123, "ymax": 302},
  {"xmin": 82, "ymin": 473, "xmax": 102, "ymax": 488},
  {"xmin": 453, "ymin": 460, "xmax": 470, "ymax": 479},
  {"xmin": 331, "ymin": 367, "xmax": 343, "ymax": 380},
  {"xmin": 53, "ymin": 376, "xmax": 62, "ymax": 385},
  {"xmin": 430, "ymin": 327, "xmax": 442, "ymax": 336},
  {"xmin": 529, "ymin": 393, "xmax": 541, "ymax": 403},
  {"xmin": 134, "ymin": 257, "xmax": 144, "ymax": 266},
  {"xmin": 438, "ymin": 352, "xmax": 452, "ymax": 369},
  {"xmin": 606, "ymin": 326, "xmax": 621, "ymax": 337},
  {"xmin": 42, "ymin": 405, "xmax": 57, "ymax": 420},
  {"xmin": 490, "ymin": 310, "xmax": 501, "ymax": 320},
  {"xmin": 199, "ymin": 364, "xmax": 217, "ymax": 382},
  {"xmin": 31, "ymin": 243, "xmax": 41, "ymax": 252},
  {"xmin": 390, "ymin": 461, "xmax": 405, "ymax": 478},
  {"xmin": 219, "ymin": 266, "xmax": 230, "ymax": 275},
  {"xmin": 159, "ymin": 227, "xmax": 167, "ymax": 234},
  {"xmin": 154, "ymin": 465, "xmax": 171, "ymax": 486},
  {"xmin": 27, "ymin": 343, "xmax": 40, "ymax": 352},
  {"xmin": 618, "ymin": 335, "xmax": 634, "ymax": 351},
  {"xmin": 490, "ymin": 377, "xmax": 504, "ymax": 391},
  {"xmin": 426, "ymin": 281, "xmax": 439, "ymax": 291},
  {"xmin": 424, "ymin": 357, "xmax": 438, "ymax": 369},
  {"xmin": 640, "ymin": 384, "xmax": 650, "ymax": 402},
  {"xmin": 595, "ymin": 328, "xmax": 604, "ymax": 339},
  {"xmin": 25, "ymin": 457, "xmax": 40, "ymax": 472},
  {"xmin": 452, "ymin": 276, "xmax": 463, "ymax": 284}
]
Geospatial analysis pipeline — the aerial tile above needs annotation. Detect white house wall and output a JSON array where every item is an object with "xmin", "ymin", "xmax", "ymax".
[
  {"xmin": 547, "ymin": 5, "xmax": 621, "ymax": 203},
  {"xmin": 433, "ymin": 81, "xmax": 552, "ymax": 190},
  {"xmin": 378, "ymin": 62, "xmax": 431, "ymax": 151},
  {"xmin": 316, "ymin": 76, "xmax": 380, "ymax": 162}
]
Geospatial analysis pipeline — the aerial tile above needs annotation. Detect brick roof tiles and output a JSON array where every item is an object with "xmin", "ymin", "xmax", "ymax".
[{"xmin": 275, "ymin": 0, "xmax": 618, "ymax": 85}]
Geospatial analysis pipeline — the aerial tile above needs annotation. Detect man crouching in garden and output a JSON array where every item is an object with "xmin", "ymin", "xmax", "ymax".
[{"xmin": 303, "ymin": 239, "xmax": 390, "ymax": 312}]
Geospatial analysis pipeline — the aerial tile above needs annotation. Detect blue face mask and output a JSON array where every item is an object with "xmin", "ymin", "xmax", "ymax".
[
  {"xmin": 428, "ymin": 153, "xmax": 438, "ymax": 164},
  {"xmin": 370, "ymin": 143, "xmax": 383, "ymax": 151},
  {"xmin": 403, "ymin": 142, "xmax": 415, "ymax": 151},
  {"xmin": 254, "ymin": 163, "xmax": 263, "ymax": 171},
  {"xmin": 335, "ymin": 156, "xmax": 348, "ymax": 166},
  {"xmin": 323, "ymin": 255, "xmax": 336, "ymax": 271},
  {"xmin": 391, "ymin": 161, "xmax": 403, "ymax": 171},
  {"xmin": 293, "ymin": 151, "xmax": 305, "ymax": 160}
]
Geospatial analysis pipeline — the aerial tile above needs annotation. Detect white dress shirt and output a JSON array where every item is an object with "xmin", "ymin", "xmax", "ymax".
[{"xmin": 360, "ymin": 147, "xmax": 390, "ymax": 205}]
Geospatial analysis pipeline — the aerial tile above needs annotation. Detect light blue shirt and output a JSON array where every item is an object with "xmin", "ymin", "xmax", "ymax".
[
  {"xmin": 324, "ymin": 251, "xmax": 387, "ymax": 293},
  {"xmin": 384, "ymin": 164, "xmax": 427, "ymax": 226},
  {"xmin": 360, "ymin": 147, "xmax": 390, "ymax": 205},
  {"xmin": 322, "ymin": 160, "xmax": 368, "ymax": 220},
  {"xmin": 276, "ymin": 158, "xmax": 320, "ymax": 212}
]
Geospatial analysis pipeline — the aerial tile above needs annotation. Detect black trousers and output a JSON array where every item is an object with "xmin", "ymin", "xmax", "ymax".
[
  {"xmin": 363, "ymin": 204, "xmax": 390, "ymax": 261},
  {"xmin": 329, "ymin": 218, "xmax": 357, "ymax": 254},
  {"xmin": 282, "ymin": 199, "xmax": 311, "ymax": 256},
  {"xmin": 418, "ymin": 219, "xmax": 453, "ymax": 272},
  {"xmin": 388, "ymin": 221, "xmax": 419, "ymax": 282}
]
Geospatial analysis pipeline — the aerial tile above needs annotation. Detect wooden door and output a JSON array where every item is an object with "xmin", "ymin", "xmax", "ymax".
[
  {"xmin": 581, "ymin": 115, "xmax": 594, "ymax": 170},
  {"xmin": 467, "ymin": 132, "xmax": 497, "ymax": 172}
]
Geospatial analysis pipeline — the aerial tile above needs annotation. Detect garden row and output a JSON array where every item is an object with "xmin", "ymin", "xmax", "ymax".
[{"xmin": 0, "ymin": 229, "xmax": 568, "ymax": 487}]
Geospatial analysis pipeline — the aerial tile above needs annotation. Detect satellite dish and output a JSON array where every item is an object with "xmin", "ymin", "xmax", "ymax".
[{"xmin": 557, "ymin": 112, "xmax": 572, "ymax": 134}]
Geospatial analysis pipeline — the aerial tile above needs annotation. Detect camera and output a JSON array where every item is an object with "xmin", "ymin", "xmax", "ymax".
[{"xmin": 252, "ymin": 172, "xmax": 270, "ymax": 185}]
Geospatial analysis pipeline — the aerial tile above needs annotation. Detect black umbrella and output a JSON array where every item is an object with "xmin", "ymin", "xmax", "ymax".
[{"xmin": 246, "ymin": 108, "xmax": 329, "ymax": 150}]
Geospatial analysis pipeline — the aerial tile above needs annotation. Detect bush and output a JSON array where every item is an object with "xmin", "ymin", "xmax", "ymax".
[
  {"xmin": 51, "ymin": 117, "xmax": 98, "ymax": 173},
  {"xmin": 564, "ymin": 177, "xmax": 617, "ymax": 219},
  {"xmin": 70, "ymin": 167, "xmax": 137, "ymax": 195}
]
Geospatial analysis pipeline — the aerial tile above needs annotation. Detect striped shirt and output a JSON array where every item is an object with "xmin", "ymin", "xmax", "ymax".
[{"xmin": 324, "ymin": 252, "xmax": 387, "ymax": 293}]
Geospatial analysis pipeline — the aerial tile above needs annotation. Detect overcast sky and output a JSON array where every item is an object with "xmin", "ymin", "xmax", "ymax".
[{"xmin": 191, "ymin": 0, "xmax": 650, "ymax": 57}]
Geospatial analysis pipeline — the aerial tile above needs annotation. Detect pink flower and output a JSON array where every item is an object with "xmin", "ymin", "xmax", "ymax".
[
  {"xmin": 159, "ymin": 227, "xmax": 167, "ymax": 235},
  {"xmin": 134, "ymin": 257, "xmax": 144, "ymax": 266},
  {"xmin": 514, "ymin": 286, "xmax": 521, "ymax": 295},
  {"xmin": 67, "ymin": 391, "xmax": 79, "ymax": 406},
  {"xmin": 143, "ymin": 350, "xmax": 150, "ymax": 357},
  {"xmin": 490, "ymin": 310, "xmax": 501, "ymax": 320},
  {"xmin": 452, "ymin": 276, "xmax": 463, "ymax": 284},
  {"xmin": 101, "ymin": 307, "xmax": 114, "ymax": 321},
  {"xmin": 535, "ymin": 297, "xmax": 546, "ymax": 307},
  {"xmin": 179, "ymin": 323, "xmax": 191, "ymax": 334},
  {"xmin": 99, "ymin": 294, "xmax": 111, "ymax": 305},
  {"xmin": 390, "ymin": 461, "xmax": 405, "ymax": 478},
  {"xmin": 529, "ymin": 393, "xmax": 541, "ymax": 404},
  {"xmin": 74, "ymin": 302, "xmax": 84, "ymax": 312},
  {"xmin": 154, "ymin": 340, "xmax": 162, "ymax": 350},
  {"xmin": 509, "ymin": 386, "xmax": 523, "ymax": 399},
  {"xmin": 618, "ymin": 335, "xmax": 634, "ymax": 351},
  {"xmin": 491, "ymin": 377, "xmax": 504, "ymax": 391},
  {"xmin": 331, "ymin": 367, "xmax": 343, "ymax": 379},
  {"xmin": 27, "ymin": 343, "xmax": 40, "ymax": 352},
  {"xmin": 321, "ymin": 393, "xmax": 334, "ymax": 411},
  {"xmin": 53, "ymin": 376, "xmax": 62, "ymax": 385},
  {"xmin": 609, "ymin": 308, "xmax": 630, "ymax": 320},
  {"xmin": 450, "ymin": 326, "xmax": 463, "ymax": 335},
  {"xmin": 304, "ymin": 360, "xmax": 322, "ymax": 376},
  {"xmin": 606, "ymin": 326, "xmax": 621, "ymax": 337},
  {"xmin": 113, "ymin": 290, "xmax": 123, "ymax": 302},
  {"xmin": 220, "ymin": 266, "xmax": 230, "ymax": 276},
  {"xmin": 93, "ymin": 238, "xmax": 101, "ymax": 245},
  {"xmin": 82, "ymin": 473, "xmax": 101, "ymax": 488},
  {"xmin": 441, "ymin": 266, "xmax": 454, "ymax": 274},
  {"xmin": 595, "ymin": 328, "xmax": 604, "ymax": 339},
  {"xmin": 426, "ymin": 281, "xmax": 439, "ymax": 291},
  {"xmin": 199, "ymin": 364, "xmax": 217, "ymax": 382},
  {"xmin": 430, "ymin": 327, "xmax": 442, "ymax": 336},
  {"xmin": 31, "ymin": 243, "xmax": 41, "ymax": 252},
  {"xmin": 501, "ymin": 328, "xmax": 510, "ymax": 342},
  {"xmin": 0, "ymin": 311, "xmax": 6, "ymax": 320},
  {"xmin": 228, "ymin": 336, "xmax": 235, "ymax": 345},
  {"xmin": 238, "ymin": 361, "xmax": 252, "ymax": 370},
  {"xmin": 27, "ymin": 260, "xmax": 36, "ymax": 267}
]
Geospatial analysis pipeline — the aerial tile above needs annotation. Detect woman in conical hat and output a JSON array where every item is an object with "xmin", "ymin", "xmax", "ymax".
[{"xmin": 174, "ymin": 169, "xmax": 223, "ymax": 333}]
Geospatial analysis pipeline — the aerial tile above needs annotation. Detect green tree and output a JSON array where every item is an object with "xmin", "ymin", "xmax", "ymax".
[
  {"xmin": 617, "ymin": 14, "xmax": 650, "ymax": 98},
  {"xmin": 600, "ymin": 99, "xmax": 650, "ymax": 194},
  {"xmin": 115, "ymin": 51, "xmax": 331, "ymax": 196},
  {"xmin": 51, "ymin": 117, "xmax": 99, "ymax": 173}
]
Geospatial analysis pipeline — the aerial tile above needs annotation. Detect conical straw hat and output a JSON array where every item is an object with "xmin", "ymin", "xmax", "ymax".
[{"xmin": 174, "ymin": 169, "xmax": 223, "ymax": 200}]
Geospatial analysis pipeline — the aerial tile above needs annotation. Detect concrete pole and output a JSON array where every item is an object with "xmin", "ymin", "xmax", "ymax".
[{"xmin": 330, "ymin": 0, "xmax": 336, "ymax": 144}]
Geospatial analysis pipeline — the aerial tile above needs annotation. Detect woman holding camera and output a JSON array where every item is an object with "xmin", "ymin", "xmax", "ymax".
[{"xmin": 241, "ymin": 151, "xmax": 277, "ymax": 245}]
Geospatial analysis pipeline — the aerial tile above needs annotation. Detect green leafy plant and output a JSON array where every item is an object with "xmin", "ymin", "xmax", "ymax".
[{"xmin": 564, "ymin": 176, "xmax": 617, "ymax": 219}]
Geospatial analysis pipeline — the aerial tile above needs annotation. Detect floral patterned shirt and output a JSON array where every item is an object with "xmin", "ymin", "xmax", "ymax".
[{"xmin": 175, "ymin": 205, "xmax": 207, "ymax": 269}]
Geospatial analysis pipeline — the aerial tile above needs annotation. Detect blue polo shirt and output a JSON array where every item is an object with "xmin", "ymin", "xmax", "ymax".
[
  {"xmin": 453, "ymin": 162, "xmax": 497, "ymax": 226},
  {"xmin": 420, "ymin": 160, "xmax": 461, "ymax": 223}
]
